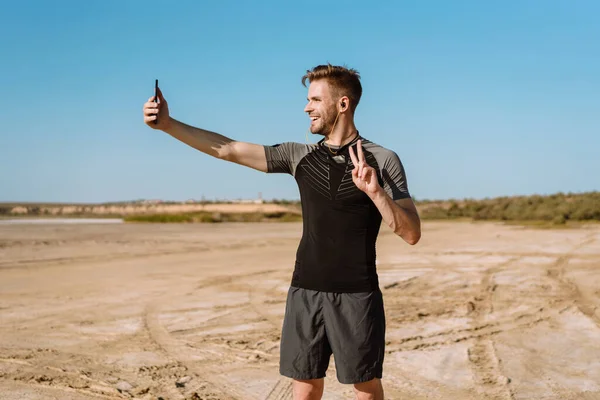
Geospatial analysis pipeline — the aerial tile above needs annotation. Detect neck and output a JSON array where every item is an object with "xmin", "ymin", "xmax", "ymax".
[{"xmin": 324, "ymin": 117, "xmax": 358, "ymax": 146}]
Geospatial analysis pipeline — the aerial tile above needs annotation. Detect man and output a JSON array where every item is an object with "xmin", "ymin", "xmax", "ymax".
[{"xmin": 143, "ymin": 64, "xmax": 421, "ymax": 400}]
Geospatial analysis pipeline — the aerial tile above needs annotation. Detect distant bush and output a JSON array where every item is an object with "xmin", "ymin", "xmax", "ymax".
[
  {"xmin": 418, "ymin": 191, "xmax": 600, "ymax": 224},
  {"xmin": 264, "ymin": 212, "xmax": 303, "ymax": 222},
  {"xmin": 124, "ymin": 211, "xmax": 302, "ymax": 223},
  {"xmin": 125, "ymin": 214, "xmax": 195, "ymax": 223},
  {"xmin": 28, "ymin": 206, "xmax": 41, "ymax": 215}
]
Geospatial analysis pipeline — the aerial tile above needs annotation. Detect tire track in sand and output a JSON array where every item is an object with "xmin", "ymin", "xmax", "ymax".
[
  {"xmin": 144, "ymin": 305, "xmax": 235, "ymax": 400},
  {"xmin": 247, "ymin": 275, "xmax": 293, "ymax": 400},
  {"xmin": 467, "ymin": 257, "xmax": 519, "ymax": 400},
  {"xmin": 386, "ymin": 304, "xmax": 569, "ymax": 353},
  {"xmin": 264, "ymin": 376, "xmax": 293, "ymax": 400},
  {"xmin": 384, "ymin": 254, "xmax": 555, "ymax": 353},
  {"xmin": 546, "ymin": 234, "xmax": 599, "ymax": 328},
  {"xmin": 0, "ymin": 352, "xmax": 126, "ymax": 400},
  {"xmin": 143, "ymin": 270, "xmax": 277, "ymax": 400}
]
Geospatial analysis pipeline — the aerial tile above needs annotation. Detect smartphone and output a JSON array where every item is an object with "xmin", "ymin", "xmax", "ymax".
[{"xmin": 153, "ymin": 79, "xmax": 159, "ymax": 124}]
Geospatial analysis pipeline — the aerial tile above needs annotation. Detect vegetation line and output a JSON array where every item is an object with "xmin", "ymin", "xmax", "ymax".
[{"xmin": 1, "ymin": 192, "xmax": 598, "ymax": 226}]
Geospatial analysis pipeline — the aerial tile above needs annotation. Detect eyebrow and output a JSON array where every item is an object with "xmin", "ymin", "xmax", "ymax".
[{"xmin": 307, "ymin": 96, "xmax": 322, "ymax": 101}]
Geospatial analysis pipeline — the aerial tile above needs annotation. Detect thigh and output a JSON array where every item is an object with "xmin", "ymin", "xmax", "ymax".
[
  {"xmin": 280, "ymin": 287, "xmax": 332, "ymax": 380},
  {"xmin": 322, "ymin": 289, "xmax": 386, "ymax": 384}
]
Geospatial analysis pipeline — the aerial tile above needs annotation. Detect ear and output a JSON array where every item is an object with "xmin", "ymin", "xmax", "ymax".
[{"xmin": 339, "ymin": 95, "xmax": 350, "ymax": 113}]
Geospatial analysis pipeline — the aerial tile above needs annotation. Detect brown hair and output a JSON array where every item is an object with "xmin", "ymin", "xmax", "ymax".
[{"xmin": 301, "ymin": 64, "xmax": 362, "ymax": 112}]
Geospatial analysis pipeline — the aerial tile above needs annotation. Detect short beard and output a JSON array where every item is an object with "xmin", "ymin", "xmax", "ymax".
[{"xmin": 310, "ymin": 112, "xmax": 337, "ymax": 136}]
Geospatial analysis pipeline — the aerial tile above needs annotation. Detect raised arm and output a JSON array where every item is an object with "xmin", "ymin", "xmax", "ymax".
[{"xmin": 143, "ymin": 87, "xmax": 267, "ymax": 172}]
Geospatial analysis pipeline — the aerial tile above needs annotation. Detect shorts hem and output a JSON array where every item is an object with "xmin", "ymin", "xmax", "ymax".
[
  {"xmin": 280, "ymin": 370, "xmax": 327, "ymax": 381},
  {"xmin": 337, "ymin": 372, "xmax": 382, "ymax": 385}
]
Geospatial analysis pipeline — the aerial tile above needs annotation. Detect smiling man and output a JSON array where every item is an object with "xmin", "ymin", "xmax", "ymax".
[{"xmin": 143, "ymin": 64, "xmax": 421, "ymax": 400}]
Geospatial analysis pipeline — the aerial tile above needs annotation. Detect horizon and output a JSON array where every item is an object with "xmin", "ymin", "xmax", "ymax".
[
  {"xmin": 2, "ymin": 189, "xmax": 598, "ymax": 206},
  {"xmin": 2, "ymin": 1, "xmax": 599, "ymax": 203}
]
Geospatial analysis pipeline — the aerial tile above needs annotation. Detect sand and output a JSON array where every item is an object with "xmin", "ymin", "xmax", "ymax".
[{"xmin": 0, "ymin": 221, "xmax": 599, "ymax": 400}]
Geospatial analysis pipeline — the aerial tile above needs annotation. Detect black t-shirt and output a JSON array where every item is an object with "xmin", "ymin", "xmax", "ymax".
[{"xmin": 264, "ymin": 135, "xmax": 411, "ymax": 293}]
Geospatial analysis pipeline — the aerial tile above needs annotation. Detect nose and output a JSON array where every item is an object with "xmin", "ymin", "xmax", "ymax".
[{"xmin": 304, "ymin": 101, "xmax": 313, "ymax": 114}]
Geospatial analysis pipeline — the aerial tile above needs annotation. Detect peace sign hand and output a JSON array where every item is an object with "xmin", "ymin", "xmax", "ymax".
[{"xmin": 348, "ymin": 140, "xmax": 382, "ymax": 197}]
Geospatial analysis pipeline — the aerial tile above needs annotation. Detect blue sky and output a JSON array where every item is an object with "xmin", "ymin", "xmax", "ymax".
[{"xmin": 2, "ymin": 1, "xmax": 598, "ymax": 203}]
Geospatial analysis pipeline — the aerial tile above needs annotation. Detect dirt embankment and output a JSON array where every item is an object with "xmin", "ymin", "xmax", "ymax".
[{"xmin": 1, "ymin": 202, "xmax": 300, "ymax": 217}]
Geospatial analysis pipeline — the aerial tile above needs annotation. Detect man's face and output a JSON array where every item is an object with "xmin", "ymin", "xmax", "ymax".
[{"xmin": 304, "ymin": 79, "xmax": 338, "ymax": 135}]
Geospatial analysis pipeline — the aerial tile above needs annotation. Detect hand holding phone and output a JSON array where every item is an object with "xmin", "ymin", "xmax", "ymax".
[{"xmin": 144, "ymin": 79, "xmax": 169, "ymax": 129}]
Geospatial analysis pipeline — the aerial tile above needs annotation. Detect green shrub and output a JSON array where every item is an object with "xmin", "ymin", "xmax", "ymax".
[
  {"xmin": 417, "ymin": 191, "xmax": 600, "ymax": 223},
  {"xmin": 123, "ymin": 211, "xmax": 302, "ymax": 223}
]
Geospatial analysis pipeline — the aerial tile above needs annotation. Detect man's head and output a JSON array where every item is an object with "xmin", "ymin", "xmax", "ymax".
[{"xmin": 302, "ymin": 64, "xmax": 362, "ymax": 135}]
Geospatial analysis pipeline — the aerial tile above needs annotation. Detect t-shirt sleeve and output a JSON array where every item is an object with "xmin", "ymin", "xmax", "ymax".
[
  {"xmin": 381, "ymin": 151, "xmax": 411, "ymax": 200},
  {"xmin": 263, "ymin": 142, "xmax": 308, "ymax": 175}
]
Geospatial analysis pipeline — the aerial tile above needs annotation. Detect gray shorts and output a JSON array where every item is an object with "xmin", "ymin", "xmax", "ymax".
[{"xmin": 279, "ymin": 286, "xmax": 386, "ymax": 384}]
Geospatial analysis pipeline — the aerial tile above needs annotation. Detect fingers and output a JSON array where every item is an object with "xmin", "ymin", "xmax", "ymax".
[
  {"xmin": 145, "ymin": 97, "xmax": 159, "ymax": 120},
  {"xmin": 143, "ymin": 85, "xmax": 169, "ymax": 127},
  {"xmin": 356, "ymin": 164, "xmax": 374, "ymax": 181},
  {"xmin": 349, "ymin": 142, "xmax": 379, "ymax": 193},
  {"xmin": 348, "ymin": 145, "xmax": 359, "ymax": 167},
  {"xmin": 144, "ymin": 115, "xmax": 157, "ymax": 123},
  {"xmin": 143, "ymin": 85, "xmax": 168, "ymax": 126},
  {"xmin": 144, "ymin": 103, "xmax": 159, "ymax": 114},
  {"xmin": 147, "ymin": 95, "xmax": 160, "ymax": 106},
  {"xmin": 350, "ymin": 141, "xmax": 367, "ymax": 168},
  {"xmin": 349, "ymin": 144, "xmax": 368, "ymax": 179},
  {"xmin": 143, "ymin": 98, "xmax": 159, "ymax": 125},
  {"xmin": 357, "ymin": 140, "xmax": 365, "ymax": 163},
  {"xmin": 147, "ymin": 86, "xmax": 166, "ymax": 105},
  {"xmin": 352, "ymin": 165, "xmax": 359, "ymax": 180},
  {"xmin": 357, "ymin": 164, "xmax": 367, "ymax": 180},
  {"xmin": 144, "ymin": 102, "xmax": 159, "ymax": 119}
]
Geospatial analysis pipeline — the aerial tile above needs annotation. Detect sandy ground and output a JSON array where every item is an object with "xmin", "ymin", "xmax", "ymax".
[{"xmin": 1, "ymin": 221, "xmax": 599, "ymax": 400}]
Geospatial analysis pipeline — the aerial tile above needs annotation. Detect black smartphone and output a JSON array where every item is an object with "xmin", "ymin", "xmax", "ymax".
[{"xmin": 153, "ymin": 79, "xmax": 159, "ymax": 124}]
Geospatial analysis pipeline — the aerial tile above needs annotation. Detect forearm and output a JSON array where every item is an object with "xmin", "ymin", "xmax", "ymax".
[
  {"xmin": 163, "ymin": 117, "xmax": 232, "ymax": 159},
  {"xmin": 370, "ymin": 189, "xmax": 421, "ymax": 245}
]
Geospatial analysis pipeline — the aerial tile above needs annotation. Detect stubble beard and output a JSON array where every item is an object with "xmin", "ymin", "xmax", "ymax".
[{"xmin": 310, "ymin": 110, "xmax": 336, "ymax": 136}]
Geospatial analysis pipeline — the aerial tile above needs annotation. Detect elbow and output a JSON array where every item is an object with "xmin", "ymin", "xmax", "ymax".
[
  {"xmin": 397, "ymin": 228, "xmax": 421, "ymax": 245},
  {"xmin": 405, "ymin": 231, "xmax": 421, "ymax": 245},
  {"xmin": 219, "ymin": 148, "xmax": 231, "ymax": 161},
  {"xmin": 406, "ymin": 232, "xmax": 421, "ymax": 245},
  {"xmin": 217, "ymin": 143, "xmax": 234, "ymax": 161}
]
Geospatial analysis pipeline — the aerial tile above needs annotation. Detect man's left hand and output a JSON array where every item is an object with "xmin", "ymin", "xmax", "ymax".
[{"xmin": 348, "ymin": 140, "xmax": 382, "ymax": 198}]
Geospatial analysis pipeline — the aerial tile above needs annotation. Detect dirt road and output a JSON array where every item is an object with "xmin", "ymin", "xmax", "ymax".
[{"xmin": 1, "ymin": 221, "xmax": 599, "ymax": 399}]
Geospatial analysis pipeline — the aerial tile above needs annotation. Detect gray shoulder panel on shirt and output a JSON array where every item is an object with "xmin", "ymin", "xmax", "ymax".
[
  {"xmin": 361, "ymin": 140, "xmax": 411, "ymax": 200},
  {"xmin": 263, "ymin": 142, "xmax": 315, "ymax": 176}
]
